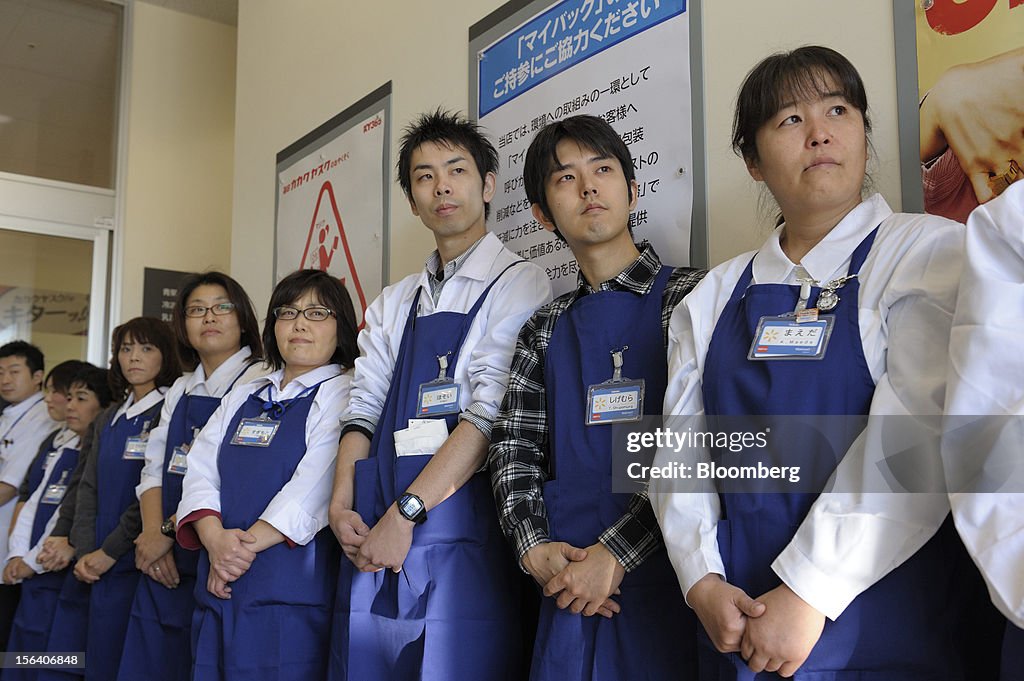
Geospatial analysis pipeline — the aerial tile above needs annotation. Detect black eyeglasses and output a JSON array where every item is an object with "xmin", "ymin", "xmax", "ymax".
[
  {"xmin": 183, "ymin": 303, "xmax": 236, "ymax": 318},
  {"xmin": 273, "ymin": 306, "xmax": 336, "ymax": 322}
]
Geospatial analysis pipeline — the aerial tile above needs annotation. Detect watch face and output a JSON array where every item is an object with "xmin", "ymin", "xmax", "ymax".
[{"xmin": 400, "ymin": 496, "xmax": 422, "ymax": 517}]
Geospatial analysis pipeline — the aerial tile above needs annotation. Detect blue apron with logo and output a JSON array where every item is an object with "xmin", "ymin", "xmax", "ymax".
[
  {"xmin": 119, "ymin": 371, "xmax": 249, "ymax": 681},
  {"xmin": 699, "ymin": 229, "xmax": 976, "ymax": 680},
  {"xmin": 531, "ymin": 265, "xmax": 698, "ymax": 681},
  {"xmin": 330, "ymin": 264, "xmax": 524, "ymax": 681},
  {"xmin": 190, "ymin": 379, "xmax": 338, "ymax": 681},
  {"xmin": 41, "ymin": 404, "xmax": 157, "ymax": 681},
  {"xmin": 4, "ymin": 445, "xmax": 79, "ymax": 680}
]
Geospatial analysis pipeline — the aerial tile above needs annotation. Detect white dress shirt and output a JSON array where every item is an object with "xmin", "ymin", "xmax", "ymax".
[
  {"xmin": 945, "ymin": 180, "xmax": 1024, "ymax": 628},
  {"xmin": 343, "ymin": 232, "xmax": 552, "ymax": 438},
  {"xmin": 176, "ymin": 364, "xmax": 351, "ymax": 546},
  {"xmin": 0, "ymin": 393, "xmax": 58, "ymax": 566},
  {"xmin": 7, "ymin": 427, "xmax": 81, "ymax": 575},
  {"xmin": 651, "ymin": 194, "xmax": 963, "ymax": 620},
  {"xmin": 136, "ymin": 347, "xmax": 270, "ymax": 498}
]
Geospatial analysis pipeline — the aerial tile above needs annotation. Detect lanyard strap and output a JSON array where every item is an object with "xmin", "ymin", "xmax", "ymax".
[{"xmin": 0, "ymin": 394, "xmax": 44, "ymax": 444}]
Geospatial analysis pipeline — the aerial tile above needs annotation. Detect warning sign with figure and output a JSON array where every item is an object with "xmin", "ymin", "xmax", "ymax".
[{"xmin": 275, "ymin": 84, "xmax": 390, "ymax": 328}]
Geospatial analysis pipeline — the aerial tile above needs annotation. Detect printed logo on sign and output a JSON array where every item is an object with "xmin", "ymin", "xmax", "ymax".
[{"xmin": 363, "ymin": 115, "xmax": 382, "ymax": 133}]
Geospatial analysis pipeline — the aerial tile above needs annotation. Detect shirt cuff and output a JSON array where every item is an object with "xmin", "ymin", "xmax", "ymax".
[
  {"xmin": 135, "ymin": 474, "xmax": 162, "ymax": 500},
  {"xmin": 177, "ymin": 509, "xmax": 221, "ymax": 550},
  {"xmin": 259, "ymin": 500, "xmax": 324, "ymax": 546},
  {"xmin": 510, "ymin": 519, "xmax": 550, "ymax": 574},
  {"xmin": 459, "ymin": 403, "xmax": 495, "ymax": 440},
  {"xmin": 676, "ymin": 549, "xmax": 727, "ymax": 607},
  {"xmin": 340, "ymin": 415, "xmax": 377, "ymax": 438},
  {"xmin": 598, "ymin": 510, "xmax": 661, "ymax": 573},
  {"xmin": 772, "ymin": 546, "xmax": 858, "ymax": 621}
]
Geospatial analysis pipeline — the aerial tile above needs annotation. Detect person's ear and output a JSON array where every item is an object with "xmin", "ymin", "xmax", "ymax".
[{"xmin": 532, "ymin": 203, "xmax": 557, "ymax": 233}]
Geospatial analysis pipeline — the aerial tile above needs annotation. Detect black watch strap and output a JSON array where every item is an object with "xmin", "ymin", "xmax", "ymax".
[
  {"xmin": 397, "ymin": 493, "xmax": 427, "ymax": 524},
  {"xmin": 160, "ymin": 517, "xmax": 176, "ymax": 538}
]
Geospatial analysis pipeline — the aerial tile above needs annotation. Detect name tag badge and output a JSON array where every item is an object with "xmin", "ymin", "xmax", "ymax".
[
  {"xmin": 41, "ymin": 484, "xmax": 67, "ymax": 504},
  {"xmin": 122, "ymin": 435, "xmax": 148, "ymax": 460},
  {"xmin": 167, "ymin": 446, "xmax": 189, "ymax": 475},
  {"xmin": 586, "ymin": 379, "xmax": 645, "ymax": 426},
  {"xmin": 230, "ymin": 417, "xmax": 281, "ymax": 447},
  {"xmin": 417, "ymin": 380, "xmax": 462, "ymax": 417},
  {"xmin": 748, "ymin": 315, "xmax": 835, "ymax": 360}
]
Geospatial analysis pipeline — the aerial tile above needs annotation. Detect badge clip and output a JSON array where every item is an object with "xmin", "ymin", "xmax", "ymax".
[
  {"xmin": 416, "ymin": 352, "xmax": 462, "ymax": 417},
  {"xmin": 586, "ymin": 346, "xmax": 645, "ymax": 426}
]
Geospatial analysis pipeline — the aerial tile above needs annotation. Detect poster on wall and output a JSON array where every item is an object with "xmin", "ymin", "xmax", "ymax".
[
  {"xmin": 275, "ymin": 82, "xmax": 392, "ymax": 327},
  {"xmin": 898, "ymin": 1, "xmax": 1024, "ymax": 223},
  {"xmin": 142, "ymin": 268, "xmax": 192, "ymax": 322},
  {"xmin": 470, "ymin": 0, "xmax": 697, "ymax": 296}
]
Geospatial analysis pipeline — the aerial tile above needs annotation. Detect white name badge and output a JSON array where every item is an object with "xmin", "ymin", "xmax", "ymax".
[
  {"xmin": 748, "ymin": 315, "xmax": 835, "ymax": 360},
  {"xmin": 122, "ymin": 435, "xmax": 148, "ymax": 460},
  {"xmin": 41, "ymin": 483, "xmax": 68, "ymax": 504},
  {"xmin": 417, "ymin": 380, "xmax": 462, "ymax": 417},
  {"xmin": 586, "ymin": 379, "xmax": 645, "ymax": 425},
  {"xmin": 230, "ymin": 417, "xmax": 280, "ymax": 447},
  {"xmin": 167, "ymin": 446, "xmax": 189, "ymax": 475}
]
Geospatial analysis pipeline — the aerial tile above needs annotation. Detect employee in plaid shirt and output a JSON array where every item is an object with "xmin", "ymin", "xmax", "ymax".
[{"xmin": 489, "ymin": 114, "xmax": 704, "ymax": 681}]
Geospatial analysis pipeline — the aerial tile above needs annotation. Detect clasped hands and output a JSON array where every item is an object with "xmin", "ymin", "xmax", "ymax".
[
  {"xmin": 687, "ymin": 574, "xmax": 825, "ymax": 678},
  {"xmin": 523, "ymin": 541, "xmax": 625, "ymax": 619}
]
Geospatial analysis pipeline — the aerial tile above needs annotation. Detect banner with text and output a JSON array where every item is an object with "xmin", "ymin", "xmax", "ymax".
[{"xmin": 476, "ymin": 0, "xmax": 692, "ymax": 295}]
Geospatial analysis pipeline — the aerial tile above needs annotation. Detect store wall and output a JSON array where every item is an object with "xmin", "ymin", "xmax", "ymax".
[
  {"xmin": 118, "ymin": 2, "xmax": 237, "ymax": 320},
  {"xmin": 231, "ymin": 0, "xmax": 903, "ymax": 309}
]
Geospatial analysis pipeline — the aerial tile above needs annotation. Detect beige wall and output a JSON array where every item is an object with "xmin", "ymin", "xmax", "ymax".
[
  {"xmin": 118, "ymin": 2, "xmax": 237, "ymax": 320},
  {"xmin": 231, "ymin": 0, "xmax": 904, "ymax": 309}
]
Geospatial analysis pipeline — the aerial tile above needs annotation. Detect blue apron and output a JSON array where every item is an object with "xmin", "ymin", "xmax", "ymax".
[
  {"xmin": 41, "ymin": 404, "xmax": 158, "ymax": 681},
  {"xmin": 119, "ymin": 364, "xmax": 253, "ymax": 681},
  {"xmin": 1002, "ymin": 623, "xmax": 1023, "ymax": 681},
  {"xmin": 531, "ymin": 266, "xmax": 698, "ymax": 681},
  {"xmin": 190, "ymin": 378, "xmax": 339, "ymax": 681},
  {"xmin": 4, "ymin": 446, "xmax": 79, "ymax": 681},
  {"xmin": 330, "ymin": 263, "xmax": 525, "ymax": 681},
  {"xmin": 699, "ymin": 228, "xmax": 976, "ymax": 680},
  {"xmin": 23, "ymin": 430, "xmax": 61, "ymax": 504}
]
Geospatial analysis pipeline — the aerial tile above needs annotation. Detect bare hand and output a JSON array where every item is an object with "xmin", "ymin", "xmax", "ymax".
[
  {"xmin": 38, "ymin": 536, "xmax": 75, "ymax": 572},
  {"xmin": 2, "ymin": 557, "xmax": 34, "ymax": 584},
  {"xmin": 330, "ymin": 507, "xmax": 370, "ymax": 563},
  {"xmin": 921, "ymin": 47, "xmax": 1024, "ymax": 203},
  {"xmin": 543, "ymin": 542, "xmax": 625, "ymax": 618},
  {"xmin": 354, "ymin": 505, "xmax": 413, "ymax": 573},
  {"xmin": 74, "ymin": 549, "xmax": 117, "ymax": 584},
  {"xmin": 207, "ymin": 567, "xmax": 231, "ymax": 599},
  {"xmin": 134, "ymin": 529, "xmax": 174, "ymax": 572},
  {"xmin": 146, "ymin": 551, "xmax": 180, "ymax": 589},
  {"xmin": 740, "ymin": 584, "xmax": 825, "ymax": 677},
  {"xmin": 686, "ymin": 573, "xmax": 766, "ymax": 654},
  {"xmin": 201, "ymin": 527, "xmax": 257, "ymax": 584},
  {"xmin": 522, "ymin": 541, "xmax": 588, "ymax": 587}
]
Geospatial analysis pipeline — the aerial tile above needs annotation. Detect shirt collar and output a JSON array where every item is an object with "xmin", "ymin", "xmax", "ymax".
[
  {"xmin": 421, "ymin": 232, "xmax": 502, "ymax": 287},
  {"xmin": 262, "ymin": 363, "xmax": 341, "ymax": 398},
  {"xmin": 53, "ymin": 426, "xmax": 77, "ymax": 448},
  {"xmin": 0, "ymin": 392, "xmax": 44, "ymax": 421},
  {"xmin": 185, "ymin": 346, "xmax": 254, "ymax": 395},
  {"xmin": 752, "ymin": 194, "xmax": 892, "ymax": 284},
  {"xmin": 425, "ymin": 234, "xmax": 487, "ymax": 284},
  {"xmin": 571, "ymin": 240, "xmax": 662, "ymax": 298},
  {"xmin": 115, "ymin": 386, "xmax": 168, "ymax": 421}
]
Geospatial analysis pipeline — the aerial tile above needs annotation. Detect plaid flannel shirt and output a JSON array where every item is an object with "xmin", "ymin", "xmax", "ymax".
[{"xmin": 489, "ymin": 242, "xmax": 705, "ymax": 571}]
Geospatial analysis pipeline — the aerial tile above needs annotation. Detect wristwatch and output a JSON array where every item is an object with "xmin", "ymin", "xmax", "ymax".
[
  {"xmin": 160, "ymin": 517, "xmax": 176, "ymax": 539},
  {"xmin": 397, "ymin": 493, "xmax": 427, "ymax": 525}
]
